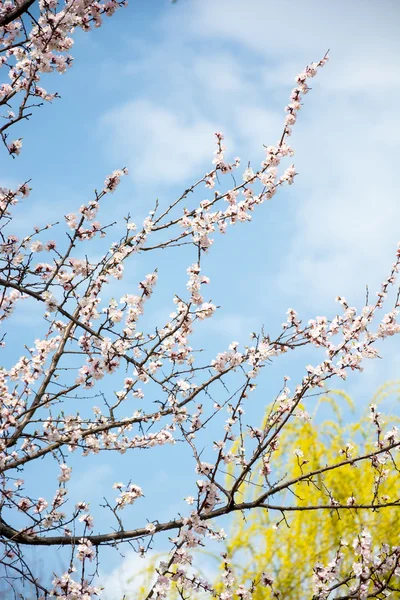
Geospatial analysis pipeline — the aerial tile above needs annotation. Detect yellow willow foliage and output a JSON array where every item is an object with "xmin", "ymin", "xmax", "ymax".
[
  {"xmin": 129, "ymin": 383, "xmax": 400, "ymax": 599},
  {"xmin": 218, "ymin": 382, "xmax": 400, "ymax": 599}
]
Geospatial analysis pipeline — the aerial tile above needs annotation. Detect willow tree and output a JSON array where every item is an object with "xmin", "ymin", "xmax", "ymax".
[{"xmin": 217, "ymin": 384, "xmax": 400, "ymax": 599}]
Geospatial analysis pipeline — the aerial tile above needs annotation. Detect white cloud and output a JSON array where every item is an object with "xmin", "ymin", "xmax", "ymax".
[
  {"xmin": 191, "ymin": 54, "xmax": 244, "ymax": 93},
  {"xmin": 100, "ymin": 0, "xmax": 400, "ymax": 310},
  {"xmin": 166, "ymin": 0, "xmax": 400, "ymax": 308},
  {"xmin": 68, "ymin": 463, "xmax": 113, "ymax": 503},
  {"xmin": 102, "ymin": 100, "xmax": 220, "ymax": 186},
  {"xmin": 231, "ymin": 104, "xmax": 281, "ymax": 151},
  {"xmin": 200, "ymin": 313, "xmax": 260, "ymax": 343},
  {"xmin": 182, "ymin": 0, "xmax": 399, "ymax": 60},
  {"xmin": 275, "ymin": 94, "xmax": 400, "ymax": 307},
  {"xmin": 99, "ymin": 550, "xmax": 158, "ymax": 600}
]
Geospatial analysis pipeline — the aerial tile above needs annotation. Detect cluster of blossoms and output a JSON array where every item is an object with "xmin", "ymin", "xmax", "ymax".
[
  {"xmin": 103, "ymin": 168, "xmax": 128, "ymax": 193},
  {"xmin": 175, "ymin": 56, "xmax": 329, "ymax": 253},
  {"xmin": 77, "ymin": 538, "xmax": 95, "ymax": 562},
  {"xmin": 0, "ymin": 0, "xmax": 126, "ymax": 152},
  {"xmin": 312, "ymin": 531, "xmax": 400, "ymax": 599},
  {"xmin": 113, "ymin": 482, "xmax": 143, "ymax": 510},
  {"xmin": 47, "ymin": 568, "xmax": 102, "ymax": 600}
]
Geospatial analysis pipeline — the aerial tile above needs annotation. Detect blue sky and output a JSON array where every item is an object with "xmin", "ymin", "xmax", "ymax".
[{"xmin": 2, "ymin": 0, "xmax": 400, "ymax": 596}]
